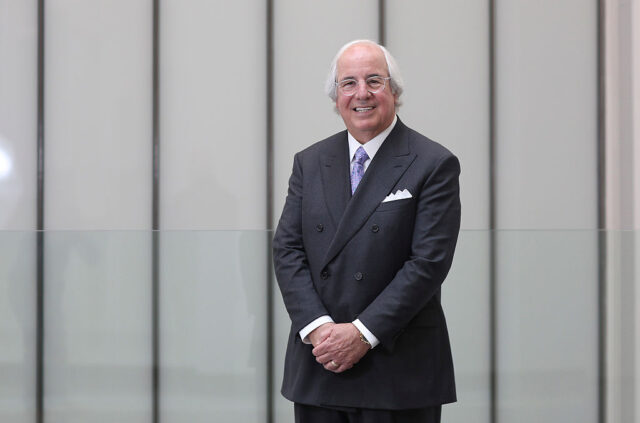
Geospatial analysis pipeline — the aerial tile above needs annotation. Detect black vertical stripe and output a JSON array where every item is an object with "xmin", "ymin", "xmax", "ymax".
[
  {"xmin": 152, "ymin": 0, "xmax": 160, "ymax": 422},
  {"xmin": 36, "ymin": 0, "xmax": 45, "ymax": 422},
  {"xmin": 596, "ymin": 0, "xmax": 607, "ymax": 422},
  {"xmin": 378, "ymin": 0, "xmax": 386, "ymax": 46},
  {"xmin": 488, "ymin": 0, "xmax": 497, "ymax": 422},
  {"xmin": 265, "ymin": 0, "xmax": 275, "ymax": 422}
]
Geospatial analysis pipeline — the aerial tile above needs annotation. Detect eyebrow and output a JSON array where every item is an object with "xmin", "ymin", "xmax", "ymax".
[{"xmin": 338, "ymin": 73, "xmax": 385, "ymax": 81}]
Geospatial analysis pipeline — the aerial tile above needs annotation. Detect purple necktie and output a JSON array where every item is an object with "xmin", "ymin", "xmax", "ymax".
[{"xmin": 351, "ymin": 146, "xmax": 369, "ymax": 194}]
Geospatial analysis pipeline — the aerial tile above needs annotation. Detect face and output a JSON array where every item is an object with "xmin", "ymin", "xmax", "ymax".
[{"xmin": 336, "ymin": 43, "xmax": 397, "ymax": 143}]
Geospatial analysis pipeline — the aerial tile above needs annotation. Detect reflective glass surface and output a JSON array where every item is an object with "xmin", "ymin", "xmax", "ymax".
[{"xmin": 0, "ymin": 230, "xmax": 636, "ymax": 422}]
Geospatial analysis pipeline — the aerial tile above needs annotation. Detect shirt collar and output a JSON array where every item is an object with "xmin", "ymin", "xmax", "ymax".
[{"xmin": 348, "ymin": 115, "xmax": 398, "ymax": 163}]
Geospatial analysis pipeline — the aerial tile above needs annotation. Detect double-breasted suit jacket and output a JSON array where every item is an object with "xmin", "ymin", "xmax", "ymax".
[{"xmin": 273, "ymin": 118, "xmax": 461, "ymax": 410}]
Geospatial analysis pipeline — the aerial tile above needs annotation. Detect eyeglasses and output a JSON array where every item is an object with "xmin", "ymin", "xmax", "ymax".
[{"xmin": 336, "ymin": 76, "xmax": 391, "ymax": 96}]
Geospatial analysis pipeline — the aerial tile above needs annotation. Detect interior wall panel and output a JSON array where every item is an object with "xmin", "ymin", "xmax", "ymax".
[
  {"xmin": 0, "ymin": 0, "xmax": 37, "ymax": 229},
  {"xmin": 0, "ymin": 1, "xmax": 38, "ymax": 420},
  {"xmin": 495, "ymin": 1, "xmax": 599, "ymax": 422},
  {"xmin": 386, "ymin": 0, "xmax": 490, "ymax": 231},
  {"xmin": 635, "ymin": 0, "xmax": 640, "ymax": 232},
  {"xmin": 160, "ymin": 0, "xmax": 266, "ymax": 230},
  {"xmin": 44, "ymin": 0, "xmax": 152, "ymax": 230},
  {"xmin": 43, "ymin": 1, "xmax": 153, "ymax": 421},
  {"xmin": 272, "ymin": 3, "xmax": 378, "ymax": 421},
  {"xmin": 495, "ymin": 0, "xmax": 597, "ymax": 230},
  {"xmin": 272, "ymin": 1, "xmax": 378, "ymax": 222}
]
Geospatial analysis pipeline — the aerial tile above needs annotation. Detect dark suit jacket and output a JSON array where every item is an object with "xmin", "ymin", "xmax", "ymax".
[{"xmin": 272, "ymin": 118, "xmax": 461, "ymax": 410}]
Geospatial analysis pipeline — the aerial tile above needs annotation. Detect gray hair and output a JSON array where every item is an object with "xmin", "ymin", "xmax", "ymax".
[{"xmin": 324, "ymin": 39, "xmax": 404, "ymax": 108}]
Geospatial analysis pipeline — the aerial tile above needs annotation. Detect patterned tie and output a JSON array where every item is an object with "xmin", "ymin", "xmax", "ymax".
[{"xmin": 350, "ymin": 146, "xmax": 369, "ymax": 194}]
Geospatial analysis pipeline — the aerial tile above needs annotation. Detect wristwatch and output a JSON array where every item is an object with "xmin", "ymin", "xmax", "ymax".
[{"xmin": 359, "ymin": 331, "xmax": 372, "ymax": 349}]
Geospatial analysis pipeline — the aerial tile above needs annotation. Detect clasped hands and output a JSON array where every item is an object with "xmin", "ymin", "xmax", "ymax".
[{"xmin": 308, "ymin": 322, "xmax": 371, "ymax": 374}]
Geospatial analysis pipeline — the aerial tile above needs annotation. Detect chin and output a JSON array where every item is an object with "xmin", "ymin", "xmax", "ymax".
[{"xmin": 354, "ymin": 120, "xmax": 379, "ymax": 132}]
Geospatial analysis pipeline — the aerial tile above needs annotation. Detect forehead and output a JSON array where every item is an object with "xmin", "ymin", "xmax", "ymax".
[{"xmin": 336, "ymin": 44, "xmax": 388, "ymax": 79}]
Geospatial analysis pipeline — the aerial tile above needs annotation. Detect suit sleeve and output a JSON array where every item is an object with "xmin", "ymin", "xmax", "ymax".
[
  {"xmin": 357, "ymin": 153, "xmax": 461, "ymax": 349},
  {"xmin": 272, "ymin": 153, "xmax": 331, "ymax": 333}
]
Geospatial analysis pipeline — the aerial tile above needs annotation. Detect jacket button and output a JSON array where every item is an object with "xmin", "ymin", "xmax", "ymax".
[
  {"xmin": 354, "ymin": 272, "xmax": 363, "ymax": 281},
  {"xmin": 316, "ymin": 224, "xmax": 324, "ymax": 232},
  {"xmin": 321, "ymin": 270, "xmax": 329, "ymax": 280},
  {"xmin": 371, "ymin": 224, "xmax": 379, "ymax": 233}
]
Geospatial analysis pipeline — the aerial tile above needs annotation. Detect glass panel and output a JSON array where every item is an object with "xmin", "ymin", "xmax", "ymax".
[
  {"xmin": 271, "ymin": 279, "xmax": 292, "ymax": 423},
  {"xmin": 43, "ymin": 231, "xmax": 152, "ymax": 422},
  {"xmin": 443, "ymin": 231, "xmax": 491, "ymax": 422},
  {"xmin": 160, "ymin": 230, "xmax": 267, "ymax": 422},
  {"xmin": 606, "ymin": 230, "xmax": 639, "ymax": 422},
  {"xmin": 635, "ymin": 231, "xmax": 640, "ymax": 414},
  {"xmin": 0, "ymin": 232, "xmax": 36, "ymax": 422},
  {"xmin": 0, "ymin": 230, "xmax": 621, "ymax": 422},
  {"xmin": 496, "ymin": 230, "xmax": 598, "ymax": 422}
]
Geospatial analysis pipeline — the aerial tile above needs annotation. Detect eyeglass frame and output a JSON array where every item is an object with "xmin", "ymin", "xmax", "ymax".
[{"xmin": 335, "ymin": 76, "xmax": 392, "ymax": 96}]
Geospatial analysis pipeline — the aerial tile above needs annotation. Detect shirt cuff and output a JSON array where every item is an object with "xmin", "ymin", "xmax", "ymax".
[
  {"xmin": 352, "ymin": 319, "xmax": 380, "ymax": 348},
  {"xmin": 299, "ymin": 315, "xmax": 334, "ymax": 344}
]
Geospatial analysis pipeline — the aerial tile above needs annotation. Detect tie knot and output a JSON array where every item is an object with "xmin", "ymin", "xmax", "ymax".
[{"xmin": 354, "ymin": 146, "xmax": 369, "ymax": 165}]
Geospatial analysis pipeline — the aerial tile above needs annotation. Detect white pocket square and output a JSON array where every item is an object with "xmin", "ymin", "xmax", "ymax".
[{"xmin": 382, "ymin": 189, "xmax": 413, "ymax": 203}]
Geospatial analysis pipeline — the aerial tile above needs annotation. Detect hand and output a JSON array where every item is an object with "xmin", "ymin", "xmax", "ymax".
[
  {"xmin": 307, "ymin": 322, "xmax": 335, "ymax": 347},
  {"xmin": 312, "ymin": 323, "xmax": 370, "ymax": 373}
]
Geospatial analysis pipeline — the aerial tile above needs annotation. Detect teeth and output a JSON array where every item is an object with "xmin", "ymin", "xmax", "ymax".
[{"xmin": 355, "ymin": 107, "xmax": 373, "ymax": 112}]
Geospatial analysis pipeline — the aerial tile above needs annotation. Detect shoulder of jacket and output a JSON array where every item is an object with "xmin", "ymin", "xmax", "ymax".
[
  {"xmin": 297, "ymin": 130, "xmax": 347, "ymax": 157},
  {"xmin": 405, "ymin": 126, "xmax": 458, "ymax": 163}
]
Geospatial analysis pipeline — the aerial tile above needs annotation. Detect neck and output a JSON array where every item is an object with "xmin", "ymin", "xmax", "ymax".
[{"xmin": 351, "ymin": 130, "xmax": 381, "ymax": 144}]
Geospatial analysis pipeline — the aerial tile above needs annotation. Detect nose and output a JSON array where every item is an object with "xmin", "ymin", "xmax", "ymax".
[{"xmin": 355, "ymin": 80, "xmax": 371, "ymax": 99}]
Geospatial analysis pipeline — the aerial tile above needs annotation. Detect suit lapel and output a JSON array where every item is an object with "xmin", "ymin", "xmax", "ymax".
[
  {"xmin": 320, "ymin": 132, "xmax": 350, "ymax": 228},
  {"xmin": 322, "ymin": 120, "xmax": 416, "ymax": 267}
]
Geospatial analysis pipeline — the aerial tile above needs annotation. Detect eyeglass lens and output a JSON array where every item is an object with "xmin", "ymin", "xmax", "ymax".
[{"xmin": 338, "ymin": 77, "xmax": 387, "ymax": 95}]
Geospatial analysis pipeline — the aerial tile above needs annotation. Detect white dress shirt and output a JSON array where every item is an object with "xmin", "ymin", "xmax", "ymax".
[{"xmin": 299, "ymin": 115, "xmax": 398, "ymax": 348}]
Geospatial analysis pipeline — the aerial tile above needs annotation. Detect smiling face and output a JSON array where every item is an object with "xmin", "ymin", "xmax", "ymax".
[{"xmin": 335, "ymin": 43, "xmax": 397, "ymax": 143}]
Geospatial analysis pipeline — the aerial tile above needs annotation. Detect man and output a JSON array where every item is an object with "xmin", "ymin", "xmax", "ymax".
[{"xmin": 273, "ymin": 40, "xmax": 461, "ymax": 423}]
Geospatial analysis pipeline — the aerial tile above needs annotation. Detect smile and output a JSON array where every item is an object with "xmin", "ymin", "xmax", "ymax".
[{"xmin": 354, "ymin": 107, "xmax": 374, "ymax": 112}]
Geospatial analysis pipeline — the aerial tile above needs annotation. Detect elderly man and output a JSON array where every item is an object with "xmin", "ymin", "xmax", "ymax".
[{"xmin": 273, "ymin": 40, "xmax": 461, "ymax": 423}]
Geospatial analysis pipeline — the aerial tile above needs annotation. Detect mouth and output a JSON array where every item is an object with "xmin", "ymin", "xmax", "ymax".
[{"xmin": 353, "ymin": 106, "xmax": 375, "ymax": 113}]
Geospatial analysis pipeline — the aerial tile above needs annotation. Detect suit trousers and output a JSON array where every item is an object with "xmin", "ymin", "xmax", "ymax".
[{"xmin": 294, "ymin": 403, "xmax": 442, "ymax": 423}]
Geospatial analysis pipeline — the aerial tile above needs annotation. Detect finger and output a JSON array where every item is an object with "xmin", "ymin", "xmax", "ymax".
[
  {"xmin": 312, "ymin": 343, "xmax": 330, "ymax": 356},
  {"xmin": 333, "ymin": 362, "xmax": 353, "ymax": 374},
  {"xmin": 310, "ymin": 328, "xmax": 331, "ymax": 346},
  {"xmin": 323, "ymin": 360, "xmax": 341, "ymax": 371},
  {"xmin": 312, "ymin": 339, "xmax": 331, "ymax": 355},
  {"xmin": 315, "ymin": 353, "xmax": 333, "ymax": 364}
]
